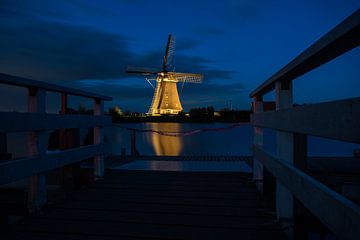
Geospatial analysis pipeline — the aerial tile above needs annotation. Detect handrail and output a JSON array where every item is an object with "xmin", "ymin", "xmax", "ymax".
[
  {"xmin": 249, "ymin": 9, "xmax": 360, "ymax": 239},
  {"xmin": 250, "ymin": 97, "xmax": 360, "ymax": 143},
  {"xmin": 0, "ymin": 73, "xmax": 112, "ymax": 212},
  {"xmin": 0, "ymin": 72, "xmax": 112, "ymax": 100},
  {"xmin": 250, "ymin": 9, "xmax": 360, "ymax": 98},
  {"xmin": 0, "ymin": 143, "xmax": 110, "ymax": 185},
  {"xmin": 0, "ymin": 112, "xmax": 111, "ymax": 132},
  {"xmin": 253, "ymin": 146, "xmax": 360, "ymax": 240}
]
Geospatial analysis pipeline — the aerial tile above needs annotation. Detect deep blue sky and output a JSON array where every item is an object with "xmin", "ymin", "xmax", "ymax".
[{"xmin": 0, "ymin": 0, "xmax": 359, "ymax": 112}]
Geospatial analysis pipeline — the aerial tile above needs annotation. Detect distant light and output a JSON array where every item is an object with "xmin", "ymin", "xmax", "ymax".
[{"xmin": 114, "ymin": 106, "xmax": 123, "ymax": 115}]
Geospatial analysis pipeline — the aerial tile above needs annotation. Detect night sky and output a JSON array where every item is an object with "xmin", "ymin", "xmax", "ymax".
[{"xmin": 0, "ymin": 0, "xmax": 359, "ymax": 112}]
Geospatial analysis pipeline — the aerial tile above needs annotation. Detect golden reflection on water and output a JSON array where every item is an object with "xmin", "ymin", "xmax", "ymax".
[{"xmin": 145, "ymin": 122, "xmax": 183, "ymax": 156}]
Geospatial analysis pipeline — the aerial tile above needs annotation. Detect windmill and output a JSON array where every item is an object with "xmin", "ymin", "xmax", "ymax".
[{"xmin": 126, "ymin": 34, "xmax": 203, "ymax": 115}]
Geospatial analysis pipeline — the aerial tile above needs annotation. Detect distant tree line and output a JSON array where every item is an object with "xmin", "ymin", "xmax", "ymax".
[
  {"xmin": 216, "ymin": 108, "xmax": 251, "ymax": 122},
  {"xmin": 188, "ymin": 106, "xmax": 250, "ymax": 122},
  {"xmin": 189, "ymin": 106, "xmax": 214, "ymax": 121}
]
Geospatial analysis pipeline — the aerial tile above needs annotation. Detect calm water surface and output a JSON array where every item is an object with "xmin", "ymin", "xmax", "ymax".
[
  {"xmin": 111, "ymin": 123, "xmax": 360, "ymax": 157},
  {"xmin": 6, "ymin": 123, "xmax": 359, "ymax": 158}
]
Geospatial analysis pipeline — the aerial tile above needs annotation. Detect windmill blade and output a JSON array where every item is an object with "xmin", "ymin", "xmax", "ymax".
[
  {"xmin": 170, "ymin": 72, "xmax": 203, "ymax": 83},
  {"xmin": 162, "ymin": 34, "xmax": 176, "ymax": 72},
  {"xmin": 126, "ymin": 66, "xmax": 159, "ymax": 75}
]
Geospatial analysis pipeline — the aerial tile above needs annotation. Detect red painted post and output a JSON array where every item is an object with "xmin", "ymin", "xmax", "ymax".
[
  {"xmin": 94, "ymin": 99, "xmax": 104, "ymax": 179},
  {"xmin": 61, "ymin": 93, "xmax": 67, "ymax": 114},
  {"xmin": 27, "ymin": 87, "xmax": 47, "ymax": 212}
]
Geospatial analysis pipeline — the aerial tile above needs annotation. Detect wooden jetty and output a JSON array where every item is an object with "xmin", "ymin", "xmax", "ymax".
[
  {"xmin": 1, "ymin": 156, "xmax": 286, "ymax": 240},
  {"xmin": 0, "ymin": 8, "xmax": 360, "ymax": 240}
]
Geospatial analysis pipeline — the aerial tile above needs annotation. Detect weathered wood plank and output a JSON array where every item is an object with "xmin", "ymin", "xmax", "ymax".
[
  {"xmin": 3, "ymin": 169, "xmax": 284, "ymax": 240},
  {"xmin": 8, "ymin": 218, "xmax": 282, "ymax": 240},
  {"xmin": 251, "ymin": 97, "xmax": 360, "ymax": 143},
  {"xmin": 0, "ymin": 112, "xmax": 111, "ymax": 132},
  {"xmin": 76, "ymin": 188, "xmax": 260, "ymax": 200},
  {"xmin": 59, "ymin": 193, "xmax": 263, "ymax": 208},
  {"xmin": 31, "ymin": 208, "xmax": 274, "ymax": 229},
  {"xmin": 253, "ymin": 145, "xmax": 360, "ymax": 240},
  {"xmin": 0, "ymin": 72, "xmax": 111, "ymax": 100},
  {"xmin": 0, "ymin": 143, "xmax": 110, "ymax": 185}
]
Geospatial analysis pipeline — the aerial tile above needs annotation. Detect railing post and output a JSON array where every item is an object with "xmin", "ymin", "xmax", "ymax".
[
  {"xmin": 59, "ymin": 93, "xmax": 82, "ymax": 189},
  {"xmin": 27, "ymin": 87, "xmax": 47, "ymax": 212},
  {"xmin": 252, "ymin": 96, "xmax": 264, "ymax": 192},
  {"xmin": 94, "ymin": 98, "xmax": 104, "ymax": 179},
  {"xmin": 59, "ymin": 93, "xmax": 67, "ymax": 189},
  {"xmin": 275, "ymin": 80, "xmax": 294, "ymax": 236}
]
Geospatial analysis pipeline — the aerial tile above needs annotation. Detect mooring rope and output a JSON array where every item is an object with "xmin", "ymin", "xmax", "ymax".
[{"xmin": 115, "ymin": 122, "xmax": 246, "ymax": 137}]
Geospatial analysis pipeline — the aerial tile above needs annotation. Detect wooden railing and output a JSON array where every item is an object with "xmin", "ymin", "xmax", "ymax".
[
  {"xmin": 250, "ymin": 9, "xmax": 360, "ymax": 240},
  {"xmin": 0, "ymin": 73, "xmax": 112, "ymax": 212}
]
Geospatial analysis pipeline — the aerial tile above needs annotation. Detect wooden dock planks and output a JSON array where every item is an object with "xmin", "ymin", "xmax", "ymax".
[{"xmin": 1, "ymin": 156, "xmax": 285, "ymax": 240}]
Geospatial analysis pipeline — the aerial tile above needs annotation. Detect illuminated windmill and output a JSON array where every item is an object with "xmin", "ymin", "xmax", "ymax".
[{"xmin": 126, "ymin": 34, "xmax": 203, "ymax": 115}]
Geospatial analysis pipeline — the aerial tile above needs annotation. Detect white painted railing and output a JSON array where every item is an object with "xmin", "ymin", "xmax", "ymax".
[
  {"xmin": 0, "ymin": 73, "xmax": 112, "ymax": 212},
  {"xmin": 250, "ymin": 9, "xmax": 360, "ymax": 240}
]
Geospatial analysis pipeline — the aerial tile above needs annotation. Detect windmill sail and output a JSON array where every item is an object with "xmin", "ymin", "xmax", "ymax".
[
  {"xmin": 170, "ymin": 72, "xmax": 203, "ymax": 83},
  {"xmin": 162, "ymin": 34, "xmax": 176, "ymax": 72}
]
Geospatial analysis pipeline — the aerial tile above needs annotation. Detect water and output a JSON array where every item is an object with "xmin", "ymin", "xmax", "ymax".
[{"xmin": 111, "ymin": 123, "xmax": 360, "ymax": 157}]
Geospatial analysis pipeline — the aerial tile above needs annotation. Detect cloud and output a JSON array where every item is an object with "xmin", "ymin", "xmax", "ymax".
[
  {"xmin": 0, "ymin": 0, "xmax": 237, "ymax": 111},
  {"xmin": 0, "ymin": 17, "xmax": 233, "ymax": 84},
  {"xmin": 73, "ymin": 79, "xmax": 153, "ymax": 100},
  {"xmin": 0, "ymin": 16, "xmax": 134, "ymax": 81}
]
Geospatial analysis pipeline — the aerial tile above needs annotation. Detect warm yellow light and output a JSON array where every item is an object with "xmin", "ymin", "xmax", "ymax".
[{"xmin": 114, "ymin": 106, "xmax": 123, "ymax": 115}]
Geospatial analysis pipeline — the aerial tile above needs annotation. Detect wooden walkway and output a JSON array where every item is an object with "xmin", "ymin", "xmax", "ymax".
[{"xmin": 1, "ymin": 156, "xmax": 285, "ymax": 240}]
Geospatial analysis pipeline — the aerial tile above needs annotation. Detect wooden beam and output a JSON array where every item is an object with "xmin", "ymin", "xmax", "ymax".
[
  {"xmin": 250, "ymin": 9, "xmax": 360, "ymax": 98},
  {"xmin": 0, "ymin": 113, "xmax": 111, "ymax": 132},
  {"xmin": 253, "ymin": 145, "xmax": 360, "ymax": 240},
  {"xmin": 0, "ymin": 143, "xmax": 110, "ymax": 185},
  {"xmin": 0, "ymin": 73, "xmax": 112, "ymax": 101},
  {"xmin": 251, "ymin": 97, "xmax": 360, "ymax": 144}
]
